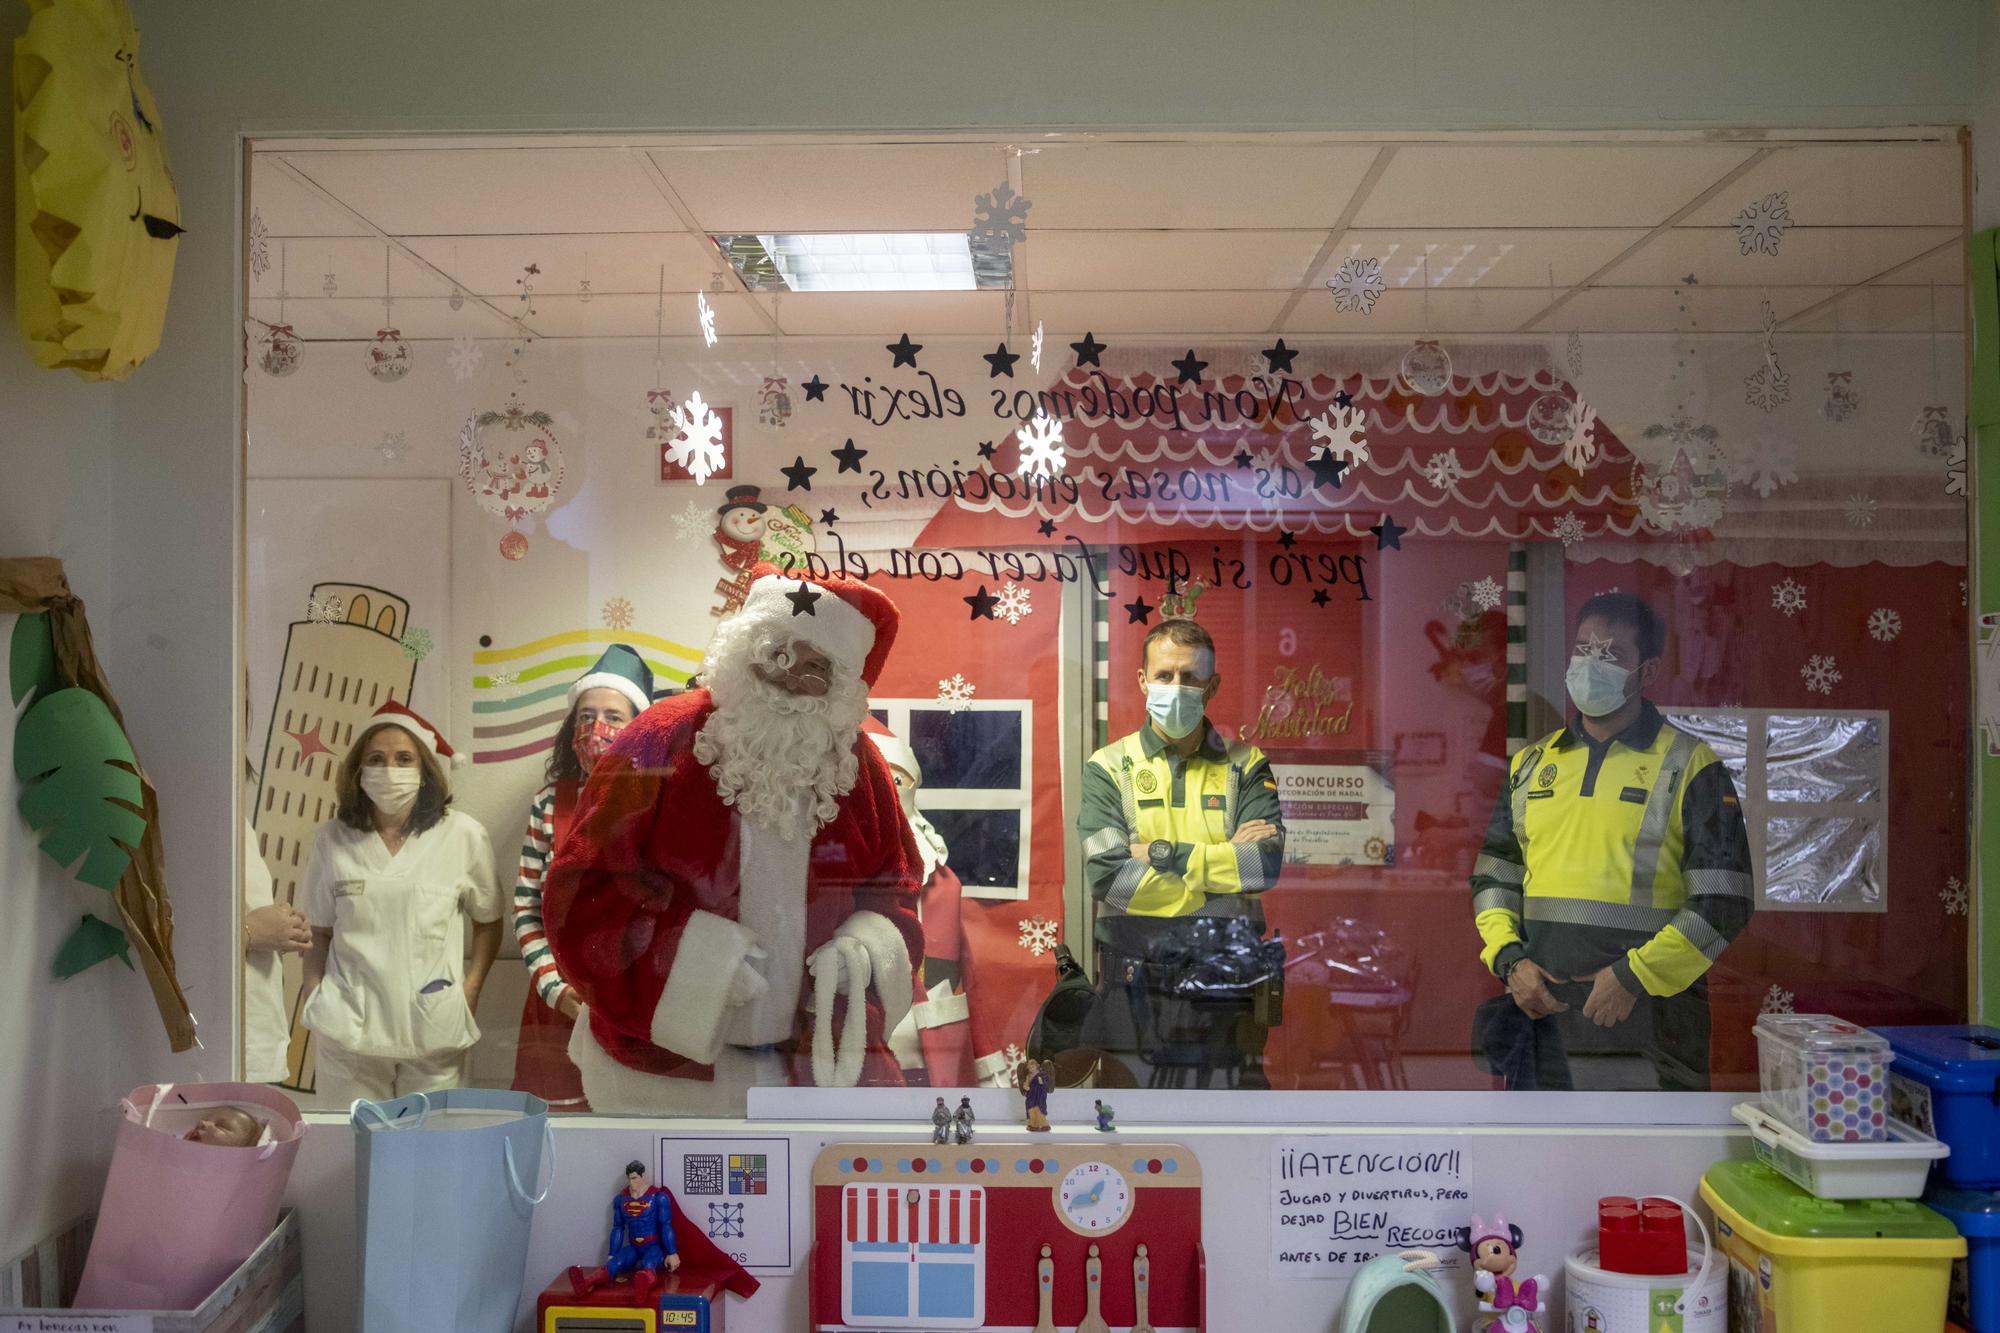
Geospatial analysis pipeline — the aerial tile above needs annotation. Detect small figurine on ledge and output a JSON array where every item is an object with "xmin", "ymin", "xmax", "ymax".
[
  {"xmin": 1458, "ymin": 1214, "xmax": 1546, "ymax": 1333},
  {"xmin": 931, "ymin": 1096, "xmax": 952, "ymax": 1145},
  {"xmin": 952, "ymin": 1096, "xmax": 975, "ymax": 1144},
  {"xmin": 569, "ymin": 1161, "xmax": 680, "ymax": 1296},
  {"xmin": 1021, "ymin": 1059, "xmax": 1052, "ymax": 1132},
  {"xmin": 1094, "ymin": 1099, "xmax": 1115, "ymax": 1133}
]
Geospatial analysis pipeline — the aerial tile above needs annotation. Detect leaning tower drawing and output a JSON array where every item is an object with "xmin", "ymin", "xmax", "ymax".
[{"xmin": 252, "ymin": 582, "xmax": 417, "ymax": 1092}]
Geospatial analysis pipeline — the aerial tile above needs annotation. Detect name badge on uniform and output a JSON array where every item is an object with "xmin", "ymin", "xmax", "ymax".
[
  {"xmin": 332, "ymin": 879, "xmax": 365, "ymax": 897},
  {"xmin": 1137, "ymin": 797, "xmax": 1165, "ymax": 809},
  {"xmin": 1619, "ymin": 787, "xmax": 1648, "ymax": 804},
  {"xmin": 1203, "ymin": 794, "xmax": 1224, "ymax": 811},
  {"xmin": 1526, "ymin": 789, "xmax": 1555, "ymax": 801}
]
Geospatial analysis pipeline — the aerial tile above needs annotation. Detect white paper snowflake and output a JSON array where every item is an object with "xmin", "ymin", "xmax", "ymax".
[
  {"xmin": 1940, "ymin": 876, "xmax": 1969, "ymax": 916},
  {"xmin": 1844, "ymin": 493, "xmax": 1877, "ymax": 529},
  {"xmin": 1421, "ymin": 452, "xmax": 1466, "ymax": 491},
  {"xmin": 672, "ymin": 499, "xmax": 710, "ymax": 541},
  {"xmin": 1800, "ymin": 653, "xmax": 1841, "ymax": 695},
  {"xmin": 399, "ymin": 626, "xmax": 433, "ymax": 661},
  {"xmin": 1017, "ymin": 916, "xmax": 1060, "ymax": 957},
  {"xmin": 1468, "ymin": 577, "xmax": 1503, "ymax": 612},
  {"xmin": 602, "ymin": 597, "xmax": 635, "ymax": 630},
  {"xmin": 1771, "ymin": 578, "xmax": 1808, "ymax": 617},
  {"xmin": 1561, "ymin": 402, "xmax": 1600, "ymax": 471},
  {"xmin": 1760, "ymin": 985, "xmax": 1796, "ymax": 1016},
  {"xmin": 667, "ymin": 390, "xmax": 727, "ymax": 484},
  {"xmin": 1327, "ymin": 255, "xmax": 1386, "ymax": 315},
  {"xmin": 995, "ymin": 581, "xmax": 1033, "ymax": 626},
  {"xmin": 488, "ymin": 668, "xmax": 519, "ymax": 689},
  {"xmin": 1744, "ymin": 363, "xmax": 1791, "ymax": 414},
  {"xmin": 936, "ymin": 673, "xmax": 975, "ymax": 712},
  {"xmin": 696, "ymin": 290, "xmax": 718, "ymax": 348},
  {"xmin": 1030, "ymin": 320, "xmax": 1044, "ymax": 372},
  {"xmin": 1867, "ymin": 607, "xmax": 1902, "ymax": 643},
  {"xmin": 995, "ymin": 1042, "xmax": 1025, "ymax": 1086},
  {"xmin": 1309, "ymin": 403, "xmax": 1369, "ymax": 466},
  {"xmin": 1552, "ymin": 512, "xmax": 1586, "ymax": 549},
  {"xmin": 1733, "ymin": 191, "xmax": 1792, "ymax": 256},
  {"xmin": 375, "ymin": 431, "xmax": 407, "ymax": 463},
  {"xmin": 1016, "ymin": 413, "xmax": 1067, "ymax": 479},
  {"xmin": 971, "ymin": 181, "xmax": 1031, "ymax": 248},
  {"xmin": 1731, "ymin": 430, "xmax": 1798, "ymax": 499},
  {"xmin": 248, "ymin": 209, "xmax": 270, "ymax": 280},
  {"xmin": 306, "ymin": 593, "xmax": 345, "ymax": 624},
  {"xmin": 447, "ymin": 336, "xmax": 483, "ymax": 382},
  {"xmin": 1947, "ymin": 436, "xmax": 1968, "ymax": 497}
]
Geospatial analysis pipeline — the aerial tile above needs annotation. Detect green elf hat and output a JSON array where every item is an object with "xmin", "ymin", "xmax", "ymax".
[{"xmin": 569, "ymin": 643, "xmax": 655, "ymax": 715}]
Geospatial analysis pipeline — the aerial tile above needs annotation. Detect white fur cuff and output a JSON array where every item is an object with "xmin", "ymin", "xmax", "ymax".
[
  {"xmin": 652, "ymin": 911, "xmax": 757, "ymax": 1064},
  {"xmin": 834, "ymin": 910, "xmax": 914, "ymax": 1036}
]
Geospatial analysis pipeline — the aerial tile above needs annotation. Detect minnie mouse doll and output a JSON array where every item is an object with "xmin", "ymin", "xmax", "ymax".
[{"xmin": 1456, "ymin": 1215, "xmax": 1547, "ymax": 1333}]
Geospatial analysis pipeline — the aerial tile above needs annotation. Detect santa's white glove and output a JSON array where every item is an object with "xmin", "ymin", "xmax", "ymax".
[
  {"xmin": 724, "ymin": 943, "xmax": 770, "ymax": 1008},
  {"xmin": 808, "ymin": 936, "xmax": 872, "ymax": 1088}
]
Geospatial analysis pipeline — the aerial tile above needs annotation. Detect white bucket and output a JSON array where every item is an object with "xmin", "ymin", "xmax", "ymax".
[{"xmin": 1563, "ymin": 1196, "xmax": 1726, "ymax": 1333}]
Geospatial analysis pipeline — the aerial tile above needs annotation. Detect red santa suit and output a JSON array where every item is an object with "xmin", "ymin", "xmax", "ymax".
[{"xmin": 543, "ymin": 569, "xmax": 923, "ymax": 1113}]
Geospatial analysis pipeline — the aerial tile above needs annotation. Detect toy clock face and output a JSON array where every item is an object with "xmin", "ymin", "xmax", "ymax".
[{"xmin": 1055, "ymin": 1161, "xmax": 1131, "ymax": 1236}]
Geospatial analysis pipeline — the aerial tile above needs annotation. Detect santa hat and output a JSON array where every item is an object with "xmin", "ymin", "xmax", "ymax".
[
  {"xmin": 735, "ymin": 563, "xmax": 899, "ymax": 686},
  {"xmin": 360, "ymin": 700, "xmax": 459, "ymax": 764},
  {"xmin": 860, "ymin": 715, "xmax": 920, "ymax": 785},
  {"xmin": 569, "ymin": 643, "xmax": 655, "ymax": 716}
]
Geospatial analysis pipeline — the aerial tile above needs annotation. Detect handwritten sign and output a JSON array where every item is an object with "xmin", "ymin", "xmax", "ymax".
[
  {"xmin": 0, "ymin": 1317, "xmax": 153, "ymax": 1333},
  {"xmin": 1270, "ymin": 1138, "xmax": 1474, "ymax": 1279}
]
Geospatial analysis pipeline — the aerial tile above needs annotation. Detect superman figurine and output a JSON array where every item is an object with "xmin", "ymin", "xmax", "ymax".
[{"xmin": 569, "ymin": 1161, "xmax": 681, "ymax": 1295}]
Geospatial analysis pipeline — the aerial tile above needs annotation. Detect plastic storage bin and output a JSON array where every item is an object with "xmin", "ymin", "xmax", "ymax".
[
  {"xmin": 1925, "ymin": 1187, "xmax": 2000, "ymax": 1333},
  {"xmin": 1701, "ymin": 1159, "xmax": 1963, "ymax": 1333},
  {"xmin": 1876, "ymin": 1024, "xmax": 2000, "ymax": 1189},
  {"xmin": 1753, "ymin": 1012, "xmax": 1892, "ymax": 1142},
  {"xmin": 1733, "ymin": 1101, "xmax": 1949, "ymax": 1200}
]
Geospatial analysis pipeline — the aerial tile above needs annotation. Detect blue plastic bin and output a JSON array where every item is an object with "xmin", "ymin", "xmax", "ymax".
[
  {"xmin": 1926, "ymin": 1188, "xmax": 2000, "ymax": 1332},
  {"xmin": 1875, "ymin": 1025, "xmax": 2000, "ymax": 1189}
]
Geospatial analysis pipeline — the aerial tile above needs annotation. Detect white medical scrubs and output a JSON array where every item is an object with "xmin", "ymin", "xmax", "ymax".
[
  {"xmin": 300, "ymin": 809, "xmax": 502, "ymax": 1102},
  {"xmin": 242, "ymin": 822, "xmax": 293, "ymax": 1083}
]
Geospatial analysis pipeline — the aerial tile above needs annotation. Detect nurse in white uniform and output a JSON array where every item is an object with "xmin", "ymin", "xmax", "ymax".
[{"xmin": 299, "ymin": 701, "xmax": 504, "ymax": 1104}]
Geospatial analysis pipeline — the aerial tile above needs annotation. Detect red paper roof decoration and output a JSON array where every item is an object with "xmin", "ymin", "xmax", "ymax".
[{"xmin": 914, "ymin": 363, "xmax": 1645, "ymax": 550}]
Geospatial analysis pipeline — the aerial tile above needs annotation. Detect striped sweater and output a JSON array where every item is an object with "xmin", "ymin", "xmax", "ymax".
[{"xmin": 514, "ymin": 784, "xmax": 574, "ymax": 1012}]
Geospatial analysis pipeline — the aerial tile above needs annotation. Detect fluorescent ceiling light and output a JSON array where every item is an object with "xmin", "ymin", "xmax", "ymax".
[{"xmin": 713, "ymin": 232, "xmax": 1012, "ymax": 293}]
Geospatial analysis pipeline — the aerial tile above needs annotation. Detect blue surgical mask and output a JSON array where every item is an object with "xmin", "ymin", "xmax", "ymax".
[
  {"xmin": 1145, "ymin": 682, "xmax": 1208, "ymax": 739},
  {"xmin": 1565, "ymin": 655, "xmax": 1631, "ymax": 719}
]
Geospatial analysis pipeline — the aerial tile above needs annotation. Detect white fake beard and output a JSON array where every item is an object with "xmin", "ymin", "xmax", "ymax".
[{"xmin": 694, "ymin": 622, "xmax": 868, "ymax": 840}]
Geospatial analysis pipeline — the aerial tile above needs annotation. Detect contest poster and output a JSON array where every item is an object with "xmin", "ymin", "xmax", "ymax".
[{"xmin": 1270, "ymin": 753, "xmax": 1395, "ymax": 866}]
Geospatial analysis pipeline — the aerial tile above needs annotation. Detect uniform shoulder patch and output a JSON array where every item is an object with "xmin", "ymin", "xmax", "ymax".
[{"xmin": 1135, "ymin": 768, "xmax": 1158, "ymax": 795}]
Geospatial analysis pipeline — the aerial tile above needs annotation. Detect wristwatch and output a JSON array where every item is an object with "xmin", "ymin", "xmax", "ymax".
[{"xmin": 1147, "ymin": 839, "xmax": 1174, "ymax": 870}]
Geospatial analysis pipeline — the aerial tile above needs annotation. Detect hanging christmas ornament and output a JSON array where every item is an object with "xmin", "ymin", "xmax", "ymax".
[
  {"xmin": 1821, "ymin": 370, "xmax": 1860, "ymax": 423},
  {"xmin": 505, "ymin": 262, "xmax": 540, "ymax": 383},
  {"xmin": 247, "ymin": 242, "xmax": 301, "ymax": 378},
  {"xmin": 1526, "ymin": 391, "xmax": 1575, "ymax": 446},
  {"xmin": 1743, "ymin": 291, "xmax": 1788, "ymax": 413},
  {"xmin": 460, "ymin": 394, "xmax": 567, "ymax": 563},
  {"xmin": 1634, "ymin": 414, "xmax": 1729, "ymax": 536},
  {"xmin": 1912, "ymin": 404, "xmax": 1957, "ymax": 458},
  {"xmin": 641, "ymin": 265, "xmax": 679, "ymax": 449},
  {"xmin": 579, "ymin": 250, "xmax": 592, "ymax": 304},
  {"xmin": 696, "ymin": 289, "xmax": 718, "ymax": 348},
  {"xmin": 758, "ymin": 375, "xmax": 793, "ymax": 427},
  {"xmin": 498, "ymin": 531, "xmax": 528, "ymax": 561},
  {"xmin": 1399, "ymin": 339, "xmax": 1452, "ymax": 396},
  {"xmin": 1566, "ymin": 330, "xmax": 1584, "ymax": 379},
  {"xmin": 364, "ymin": 249, "xmax": 411, "ymax": 381}
]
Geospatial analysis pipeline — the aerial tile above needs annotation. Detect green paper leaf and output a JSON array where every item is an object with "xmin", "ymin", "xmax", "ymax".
[
  {"xmin": 9, "ymin": 613, "xmax": 59, "ymax": 708},
  {"xmin": 13, "ymin": 687, "xmax": 145, "ymax": 889},
  {"xmin": 53, "ymin": 914, "xmax": 134, "ymax": 978}
]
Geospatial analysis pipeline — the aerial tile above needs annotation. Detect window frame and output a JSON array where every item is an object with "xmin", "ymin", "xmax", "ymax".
[{"xmin": 873, "ymin": 696, "xmax": 1033, "ymax": 902}]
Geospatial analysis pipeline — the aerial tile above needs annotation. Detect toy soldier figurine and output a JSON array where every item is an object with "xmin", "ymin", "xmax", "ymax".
[
  {"xmin": 1021, "ymin": 1059, "xmax": 1052, "ymax": 1132},
  {"xmin": 930, "ymin": 1096, "xmax": 952, "ymax": 1144},
  {"xmin": 952, "ymin": 1096, "xmax": 975, "ymax": 1144}
]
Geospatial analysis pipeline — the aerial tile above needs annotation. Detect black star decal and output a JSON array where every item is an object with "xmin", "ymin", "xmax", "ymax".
[
  {"xmin": 1123, "ymin": 595, "xmax": 1155, "ymax": 625},
  {"xmin": 1262, "ymin": 338, "xmax": 1298, "ymax": 375},
  {"xmin": 983, "ymin": 342, "xmax": 1020, "ymax": 378},
  {"xmin": 831, "ymin": 438, "xmax": 868, "ymax": 473},
  {"xmin": 1309, "ymin": 450, "xmax": 1351, "ymax": 491},
  {"xmin": 781, "ymin": 455, "xmax": 817, "ymax": 491},
  {"xmin": 820, "ymin": 508, "xmax": 839, "ymax": 527},
  {"xmin": 1171, "ymin": 349, "xmax": 1208, "ymax": 386},
  {"xmin": 1070, "ymin": 331, "xmax": 1106, "ymax": 367},
  {"xmin": 1233, "ymin": 450, "xmax": 1254, "ymax": 470},
  {"xmin": 1311, "ymin": 588, "xmax": 1330, "ymax": 608},
  {"xmin": 786, "ymin": 583, "xmax": 822, "ymax": 616},
  {"xmin": 1037, "ymin": 518, "xmax": 1057, "ymax": 537},
  {"xmin": 801, "ymin": 374, "xmax": 828, "ymax": 402},
  {"xmin": 1277, "ymin": 530, "xmax": 1298, "ymax": 549},
  {"xmin": 886, "ymin": 333, "xmax": 922, "ymax": 368},
  {"xmin": 976, "ymin": 441, "xmax": 997, "ymax": 461},
  {"xmin": 1332, "ymin": 388, "xmax": 1355, "ymax": 409},
  {"xmin": 1369, "ymin": 513, "xmax": 1408, "ymax": 551},
  {"xmin": 964, "ymin": 585, "xmax": 1000, "ymax": 620}
]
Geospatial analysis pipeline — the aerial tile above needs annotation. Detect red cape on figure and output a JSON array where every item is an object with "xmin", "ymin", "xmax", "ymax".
[{"xmin": 654, "ymin": 1186, "xmax": 759, "ymax": 1299}]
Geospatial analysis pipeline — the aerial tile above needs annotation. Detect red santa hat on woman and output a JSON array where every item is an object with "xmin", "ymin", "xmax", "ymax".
[
  {"xmin": 361, "ymin": 700, "xmax": 458, "ymax": 763},
  {"xmin": 734, "ymin": 562, "xmax": 898, "ymax": 684}
]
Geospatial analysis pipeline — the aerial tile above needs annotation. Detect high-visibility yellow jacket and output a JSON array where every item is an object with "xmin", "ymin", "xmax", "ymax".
[
  {"xmin": 1471, "ymin": 702, "xmax": 1754, "ymax": 998},
  {"xmin": 1079, "ymin": 722, "xmax": 1285, "ymax": 956}
]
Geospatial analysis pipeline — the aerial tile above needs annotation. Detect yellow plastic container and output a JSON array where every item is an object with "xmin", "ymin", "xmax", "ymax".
[{"xmin": 1701, "ymin": 1160, "xmax": 1964, "ymax": 1332}]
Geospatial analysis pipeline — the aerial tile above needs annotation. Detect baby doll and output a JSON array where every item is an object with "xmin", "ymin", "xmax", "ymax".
[
  {"xmin": 1457, "ymin": 1215, "xmax": 1546, "ymax": 1333},
  {"xmin": 184, "ymin": 1106, "xmax": 263, "ymax": 1147}
]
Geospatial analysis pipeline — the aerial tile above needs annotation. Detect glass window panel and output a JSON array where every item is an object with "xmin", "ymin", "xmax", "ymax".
[
  {"xmin": 921, "ymin": 808, "xmax": 1021, "ymax": 891},
  {"xmin": 1763, "ymin": 815, "xmax": 1883, "ymax": 910},
  {"xmin": 1765, "ymin": 714, "xmax": 1883, "ymax": 805},
  {"xmin": 909, "ymin": 709, "xmax": 1021, "ymax": 790}
]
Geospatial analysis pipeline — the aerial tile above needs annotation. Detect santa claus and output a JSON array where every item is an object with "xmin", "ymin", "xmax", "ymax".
[{"xmin": 543, "ymin": 565, "xmax": 923, "ymax": 1113}]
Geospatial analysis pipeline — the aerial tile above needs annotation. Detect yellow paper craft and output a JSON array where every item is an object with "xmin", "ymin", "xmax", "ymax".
[{"xmin": 13, "ymin": 0, "xmax": 182, "ymax": 380}]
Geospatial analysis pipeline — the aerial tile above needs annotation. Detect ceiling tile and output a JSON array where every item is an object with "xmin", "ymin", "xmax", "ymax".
[
  {"xmin": 762, "ymin": 290, "xmax": 1009, "ymax": 337},
  {"xmin": 1027, "ymin": 230, "xmax": 1329, "ymax": 291},
  {"xmin": 1353, "ymin": 144, "xmax": 1757, "ymax": 228},
  {"xmin": 1025, "ymin": 143, "xmax": 1382, "ymax": 229},
  {"xmin": 1031, "ymin": 290, "xmax": 1291, "ymax": 335},
  {"xmin": 401, "ymin": 232, "xmax": 722, "ymax": 300},
  {"xmin": 1312, "ymin": 230, "xmax": 1646, "ymax": 291},
  {"xmin": 1533, "ymin": 285, "xmax": 1840, "ymax": 333},
  {"xmin": 1597, "ymin": 226, "xmax": 1960, "ymax": 287},
  {"xmin": 1679, "ymin": 143, "xmax": 1963, "ymax": 228},
  {"xmin": 275, "ymin": 148, "xmax": 683, "ymax": 235},
  {"xmin": 1283, "ymin": 287, "xmax": 1553, "ymax": 334},
  {"xmin": 652, "ymin": 144, "xmax": 1008, "ymax": 232},
  {"xmin": 1879, "ymin": 241, "xmax": 1967, "ymax": 286},
  {"xmin": 250, "ymin": 158, "xmax": 375, "ymax": 237},
  {"xmin": 247, "ymin": 296, "xmax": 495, "ymax": 342},
  {"xmin": 526, "ymin": 292, "xmax": 767, "ymax": 339},
  {"xmin": 1785, "ymin": 285, "xmax": 1965, "ymax": 334},
  {"xmin": 249, "ymin": 237, "xmax": 456, "ymax": 302}
]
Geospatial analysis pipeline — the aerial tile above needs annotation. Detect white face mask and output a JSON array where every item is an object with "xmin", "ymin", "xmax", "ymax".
[
  {"xmin": 1565, "ymin": 655, "xmax": 1632, "ymax": 719},
  {"xmin": 1145, "ymin": 682, "xmax": 1208, "ymax": 739},
  {"xmin": 359, "ymin": 765, "xmax": 422, "ymax": 818}
]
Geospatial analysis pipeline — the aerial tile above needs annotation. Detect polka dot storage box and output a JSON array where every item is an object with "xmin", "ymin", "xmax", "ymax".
[{"xmin": 1754, "ymin": 1012, "xmax": 1893, "ymax": 1143}]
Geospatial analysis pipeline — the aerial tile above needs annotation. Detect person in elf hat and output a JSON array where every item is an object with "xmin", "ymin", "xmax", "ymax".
[
  {"xmin": 509, "ymin": 644, "xmax": 660, "ymax": 1111},
  {"xmin": 543, "ymin": 564, "xmax": 923, "ymax": 1113},
  {"xmin": 861, "ymin": 716, "xmax": 978, "ymax": 1088},
  {"xmin": 299, "ymin": 702, "xmax": 504, "ymax": 1105}
]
